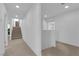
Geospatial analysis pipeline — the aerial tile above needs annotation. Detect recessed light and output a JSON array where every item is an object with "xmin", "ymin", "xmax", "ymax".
[
  {"xmin": 16, "ymin": 5, "xmax": 20, "ymax": 8},
  {"xmin": 65, "ymin": 6, "xmax": 69, "ymax": 8},
  {"xmin": 16, "ymin": 15, "xmax": 18, "ymax": 17},
  {"xmin": 44, "ymin": 14, "xmax": 48, "ymax": 18}
]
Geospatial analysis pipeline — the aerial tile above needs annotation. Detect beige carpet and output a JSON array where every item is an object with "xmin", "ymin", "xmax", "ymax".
[
  {"xmin": 42, "ymin": 42, "xmax": 79, "ymax": 56},
  {"xmin": 11, "ymin": 27, "xmax": 22, "ymax": 39},
  {"xmin": 4, "ymin": 39, "xmax": 36, "ymax": 56}
]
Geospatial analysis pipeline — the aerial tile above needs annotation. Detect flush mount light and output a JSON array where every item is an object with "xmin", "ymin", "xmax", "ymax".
[
  {"xmin": 16, "ymin": 5, "xmax": 20, "ymax": 8},
  {"xmin": 65, "ymin": 6, "xmax": 70, "ymax": 8}
]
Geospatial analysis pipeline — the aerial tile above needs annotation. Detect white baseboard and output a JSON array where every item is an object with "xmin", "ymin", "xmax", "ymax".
[{"xmin": 57, "ymin": 40, "xmax": 79, "ymax": 47}]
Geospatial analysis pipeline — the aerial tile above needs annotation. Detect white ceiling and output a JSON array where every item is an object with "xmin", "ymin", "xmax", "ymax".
[
  {"xmin": 42, "ymin": 3, "xmax": 79, "ymax": 21},
  {"xmin": 4, "ymin": 3, "xmax": 33, "ymax": 19},
  {"xmin": 4, "ymin": 3, "xmax": 79, "ymax": 21}
]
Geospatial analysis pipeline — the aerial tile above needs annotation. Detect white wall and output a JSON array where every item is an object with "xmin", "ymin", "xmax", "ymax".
[
  {"xmin": 43, "ymin": 20, "xmax": 48, "ymax": 30},
  {"xmin": 42, "ymin": 30, "xmax": 56, "ymax": 50},
  {"xmin": 4, "ymin": 11, "xmax": 8, "ymax": 47},
  {"xmin": 42, "ymin": 17, "xmax": 56, "ymax": 49},
  {"xmin": 21, "ymin": 4, "xmax": 41, "ymax": 56},
  {"xmin": 42, "ymin": 21, "xmax": 56, "ymax": 50},
  {"xmin": 0, "ymin": 4, "xmax": 8, "ymax": 55},
  {"xmin": 55, "ymin": 10, "xmax": 79, "ymax": 47}
]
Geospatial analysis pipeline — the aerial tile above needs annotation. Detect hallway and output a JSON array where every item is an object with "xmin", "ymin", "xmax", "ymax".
[
  {"xmin": 4, "ymin": 39, "xmax": 36, "ymax": 56},
  {"xmin": 0, "ymin": 3, "xmax": 41, "ymax": 56}
]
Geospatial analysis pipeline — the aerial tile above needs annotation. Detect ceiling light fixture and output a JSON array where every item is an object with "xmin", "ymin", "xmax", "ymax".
[
  {"xmin": 16, "ymin": 15, "xmax": 18, "ymax": 17},
  {"xmin": 65, "ymin": 6, "xmax": 70, "ymax": 8},
  {"xmin": 16, "ymin": 5, "xmax": 20, "ymax": 8},
  {"xmin": 44, "ymin": 14, "xmax": 48, "ymax": 18}
]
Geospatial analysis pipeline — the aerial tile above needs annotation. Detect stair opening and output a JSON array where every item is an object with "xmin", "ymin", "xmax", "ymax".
[{"xmin": 11, "ymin": 18, "xmax": 22, "ymax": 40}]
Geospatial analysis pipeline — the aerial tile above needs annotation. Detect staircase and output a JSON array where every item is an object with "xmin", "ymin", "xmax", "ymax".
[{"xmin": 11, "ymin": 21, "xmax": 22, "ymax": 40}]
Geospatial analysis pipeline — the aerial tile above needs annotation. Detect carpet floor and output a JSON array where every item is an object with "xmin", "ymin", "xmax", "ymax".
[
  {"xmin": 42, "ymin": 42, "xmax": 79, "ymax": 56},
  {"xmin": 4, "ymin": 39, "xmax": 36, "ymax": 56}
]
